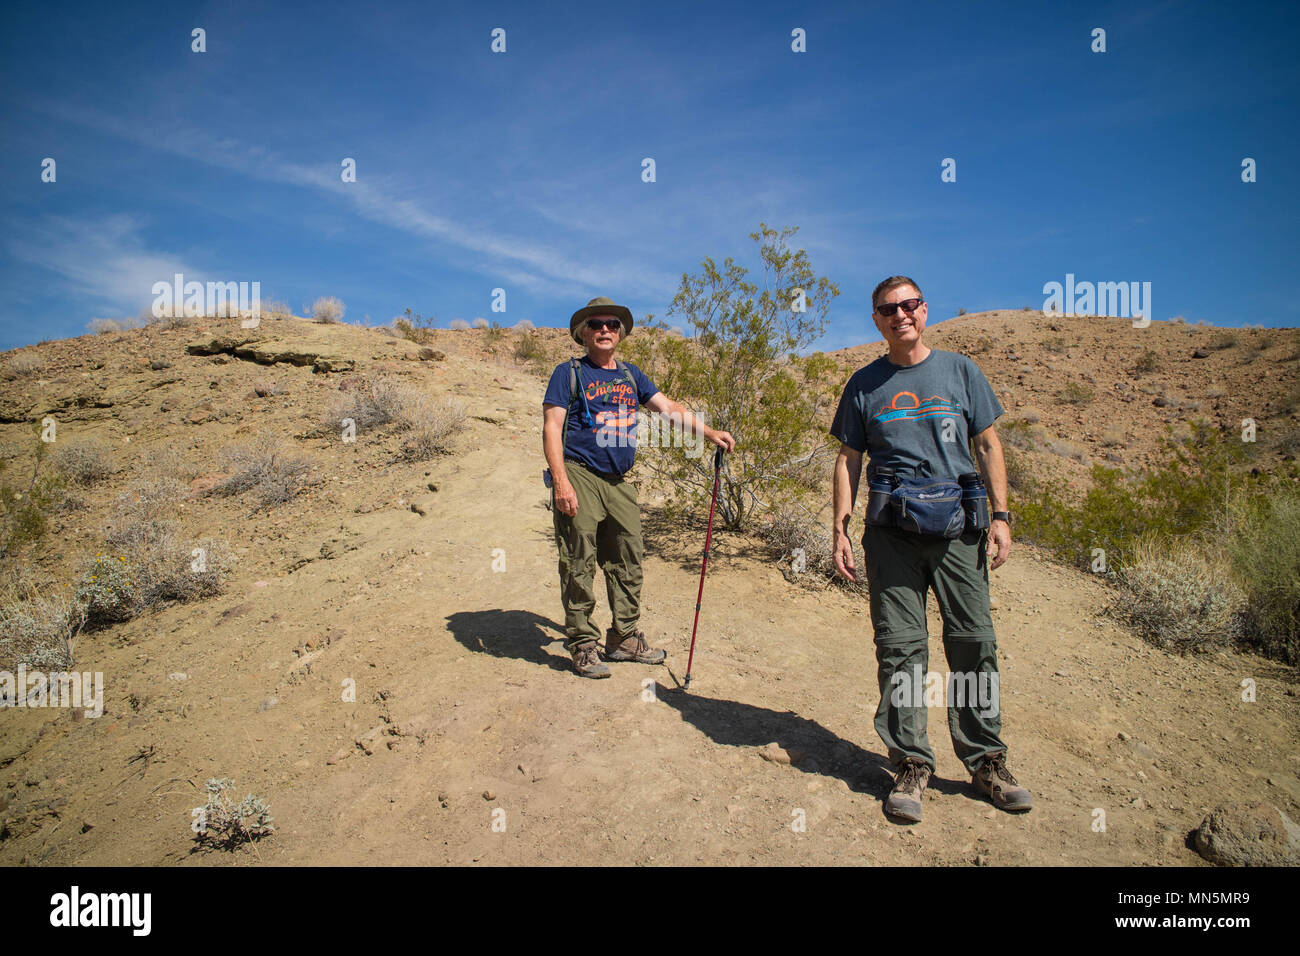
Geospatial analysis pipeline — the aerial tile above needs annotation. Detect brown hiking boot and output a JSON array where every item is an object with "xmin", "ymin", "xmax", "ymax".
[
  {"xmin": 570, "ymin": 641, "xmax": 610, "ymax": 679},
  {"xmin": 884, "ymin": 757, "xmax": 931, "ymax": 823},
  {"xmin": 972, "ymin": 751, "xmax": 1033, "ymax": 812},
  {"xmin": 604, "ymin": 628, "xmax": 666, "ymax": 664}
]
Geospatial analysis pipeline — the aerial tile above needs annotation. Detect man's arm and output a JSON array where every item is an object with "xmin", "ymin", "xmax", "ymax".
[
  {"xmin": 832, "ymin": 443, "xmax": 863, "ymax": 581},
  {"xmin": 971, "ymin": 424, "xmax": 1011, "ymax": 569},
  {"xmin": 542, "ymin": 403, "xmax": 578, "ymax": 516},
  {"xmin": 644, "ymin": 392, "xmax": 736, "ymax": 451}
]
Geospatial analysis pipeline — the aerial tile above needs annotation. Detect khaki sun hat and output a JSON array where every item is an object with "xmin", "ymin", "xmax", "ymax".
[{"xmin": 570, "ymin": 296, "xmax": 634, "ymax": 344}]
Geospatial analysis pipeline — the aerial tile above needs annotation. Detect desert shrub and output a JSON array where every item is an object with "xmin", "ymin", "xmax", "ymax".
[
  {"xmin": 1226, "ymin": 490, "xmax": 1300, "ymax": 663},
  {"xmin": 1134, "ymin": 349, "xmax": 1159, "ymax": 373},
  {"xmin": 1045, "ymin": 439, "xmax": 1089, "ymax": 463},
  {"xmin": 761, "ymin": 503, "xmax": 866, "ymax": 594},
  {"xmin": 1100, "ymin": 425, "xmax": 1126, "ymax": 447},
  {"xmin": 1106, "ymin": 539, "xmax": 1244, "ymax": 654},
  {"xmin": 1000, "ymin": 443, "xmax": 1032, "ymax": 492},
  {"xmin": 312, "ymin": 296, "xmax": 345, "ymax": 323},
  {"xmin": 191, "ymin": 778, "xmax": 275, "ymax": 850},
  {"xmin": 1019, "ymin": 407, "xmax": 1043, "ymax": 425},
  {"xmin": 76, "ymin": 508, "xmax": 233, "ymax": 629},
  {"xmin": 259, "ymin": 299, "xmax": 293, "ymax": 320},
  {"xmin": 956, "ymin": 307, "xmax": 967, "ymax": 316},
  {"xmin": 620, "ymin": 223, "xmax": 841, "ymax": 530},
  {"xmin": 484, "ymin": 321, "xmax": 505, "ymax": 346},
  {"xmin": 216, "ymin": 435, "xmax": 312, "ymax": 509},
  {"xmin": 998, "ymin": 419, "xmax": 1041, "ymax": 451},
  {"xmin": 1279, "ymin": 383, "xmax": 1300, "ymax": 416},
  {"xmin": 1211, "ymin": 332, "xmax": 1239, "ymax": 350},
  {"xmin": 472, "ymin": 317, "xmax": 489, "ymax": 329},
  {"xmin": 1205, "ymin": 386, "xmax": 1226, "ymax": 399},
  {"xmin": 88, "ymin": 318, "xmax": 123, "ymax": 335},
  {"xmin": 1278, "ymin": 427, "xmax": 1300, "ymax": 457},
  {"xmin": 0, "ymin": 439, "xmax": 66, "ymax": 559},
  {"xmin": 324, "ymin": 377, "xmax": 464, "ymax": 459},
  {"xmin": 1043, "ymin": 335, "xmax": 1068, "ymax": 354},
  {"xmin": 0, "ymin": 577, "xmax": 83, "ymax": 675},
  {"xmin": 448, "ymin": 319, "xmax": 470, "ymax": 331},
  {"xmin": 51, "ymin": 439, "xmax": 116, "ymax": 485},
  {"xmin": 1015, "ymin": 421, "xmax": 1248, "ymax": 573},
  {"xmin": 513, "ymin": 333, "xmax": 548, "ymax": 366},
  {"xmin": 1058, "ymin": 381, "xmax": 1094, "ymax": 405},
  {"xmin": 2, "ymin": 352, "xmax": 44, "ymax": 379},
  {"xmin": 514, "ymin": 319, "xmax": 535, "ymax": 331}
]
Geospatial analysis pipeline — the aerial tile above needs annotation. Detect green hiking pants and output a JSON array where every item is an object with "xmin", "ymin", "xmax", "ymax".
[
  {"xmin": 863, "ymin": 523, "xmax": 1007, "ymax": 774},
  {"xmin": 553, "ymin": 461, "xmax": 644, "ymax": 652}
]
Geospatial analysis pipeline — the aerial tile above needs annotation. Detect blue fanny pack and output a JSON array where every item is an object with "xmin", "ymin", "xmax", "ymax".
[{"xmin": 867, "ymin": 469, "xmax": 988, "ymax": 539}]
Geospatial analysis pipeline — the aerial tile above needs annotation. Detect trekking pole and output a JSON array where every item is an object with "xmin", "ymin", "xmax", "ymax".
[{"xmin": 683, "ymin": 445, "xmax": 725, "ymax": 691}]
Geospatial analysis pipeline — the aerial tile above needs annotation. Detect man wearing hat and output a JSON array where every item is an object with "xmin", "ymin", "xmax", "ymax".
[{"xmin": 543, "ymin": 296, "xmax": 735, "ymax": 678}]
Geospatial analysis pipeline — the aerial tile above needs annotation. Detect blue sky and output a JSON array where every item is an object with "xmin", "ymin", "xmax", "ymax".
[{"xmin": 1, "ymin": 0, "xmax": 1297, "ymax": 354}]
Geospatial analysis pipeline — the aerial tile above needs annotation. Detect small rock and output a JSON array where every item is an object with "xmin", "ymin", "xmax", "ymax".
[
  {"xmin": 81, "ymin": 819, "xmax": 95, "ymax": 833},
  {"xmin": 482, "ymin": 790, "xmax": 496, "ymax": 801},
  {"xmin": 1192, "ymin": 348, "xmax": 1210, "ymax": 358},
  {"xmin": 167, "ymin": 672, "xmax": 187, "ymax": 681},
  {"xmin": 758, "ymin": 742, "xmax": 805, "ymax": 766},
  {"xmin": 427, "ymin": 482, "xmax": 439, "ymax": 492},
  {"xmin": 974, "ymin": 853, "xmax": 989, "ymax": 867},
  {"xmin": 1117, "ymin": 731, "xmax": 1131, "ymax": 741},
  {"xmin": 418, "ymin": 348, "xmax": 446, "ymax": 362},
  {"xmin": 326, "ymin": 748, "xmax": 352, "ymax": 765}
]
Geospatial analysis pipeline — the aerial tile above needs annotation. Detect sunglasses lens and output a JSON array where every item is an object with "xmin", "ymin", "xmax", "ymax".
[{"xmin": 877, "ymin": 303, "xmax": 898, "ymax": 316}]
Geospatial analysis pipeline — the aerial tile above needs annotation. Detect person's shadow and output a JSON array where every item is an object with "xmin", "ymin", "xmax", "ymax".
[
  {"xmin": 445, "ymin": 609, "xmax": 571, "ymax": 673},
  {"xmin": 651, "ymin": 682, "xmax": 892, "ymax": 793}
]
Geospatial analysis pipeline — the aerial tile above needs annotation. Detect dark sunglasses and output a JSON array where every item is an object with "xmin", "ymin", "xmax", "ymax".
[
  {"xmin": 586, "ymin": 318, "xmax": 622, "ymax": 331},
  {"xmin": 875, "ymin": 298, "xmax": 924, "ymax": 317}
]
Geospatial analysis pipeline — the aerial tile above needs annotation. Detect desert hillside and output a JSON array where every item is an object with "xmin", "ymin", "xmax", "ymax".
[{"xmin": 0, "ymin": 312, "xmax": 1297, "ymax": 866}]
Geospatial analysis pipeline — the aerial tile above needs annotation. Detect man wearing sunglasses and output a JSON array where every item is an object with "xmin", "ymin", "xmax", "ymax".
[
  {"xmin": 829, "ymin": 276, "xmax": 1032, "ymax": 823},
  {"xmin": 543, "ymin": 296, "xmax": 735, "ymax": 679}
]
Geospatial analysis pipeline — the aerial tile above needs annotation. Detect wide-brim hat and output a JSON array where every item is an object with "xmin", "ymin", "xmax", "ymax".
[{"xmin": 570, "ymin": 296, "xmax": 633, "ymax": 344}]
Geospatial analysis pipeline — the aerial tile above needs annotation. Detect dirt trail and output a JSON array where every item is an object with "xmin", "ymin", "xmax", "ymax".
[{"xmin": 1, "ymin": 319, "xmax": 1297, "ymax": 866}]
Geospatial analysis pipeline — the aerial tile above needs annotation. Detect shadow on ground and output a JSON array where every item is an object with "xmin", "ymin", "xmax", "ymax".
[{"xmin": 445, "ymin": 609, "xmax": 570, "ymax": 672}]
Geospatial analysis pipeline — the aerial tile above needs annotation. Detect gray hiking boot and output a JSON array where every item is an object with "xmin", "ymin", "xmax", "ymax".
[
  {"xmin": 972, "ymin": 751, "xmax": 1033, "ymax": 812},
  {"xmin": 570, "ymin": 641, "xmax": 610, "ymax": 679},
  {"xmin": 604, "ymin": 628, "xmax": 666, "ymax": 664},
  {"xmin": 884, "ymin": 758, "xmax": 931, "ymax": 823}
]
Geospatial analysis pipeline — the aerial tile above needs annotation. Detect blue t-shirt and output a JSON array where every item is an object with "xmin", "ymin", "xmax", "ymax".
[
  {"xmin": 830, "ymin": 349, "xmax": 1004, "ymax": 481},
  {"xmin": 543, "ymin": 356, "xmax": 660, "ymax": 476}
]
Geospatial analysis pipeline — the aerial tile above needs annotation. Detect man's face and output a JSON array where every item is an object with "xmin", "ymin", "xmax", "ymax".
[
  {"xmin": 872, "ymin": 284, "xmax": 927, "ymax": 348},
  {"xmin": 581, "ymin": 314, "xmax": 623, "ymax": 350}
]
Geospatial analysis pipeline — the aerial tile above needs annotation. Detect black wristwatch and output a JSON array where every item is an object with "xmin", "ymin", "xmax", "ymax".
[{"xmin": 992, "ymin": 511, "xmax": 1011, "ymax": 524}]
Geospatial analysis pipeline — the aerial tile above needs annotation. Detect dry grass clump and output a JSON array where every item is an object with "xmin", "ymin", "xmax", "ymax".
[
  {"xmin": 1045, "ymin": 438, "xmax": 1089, "ymax": 463},
  {"xmin": 761, "ymin": 503, "xmax": 866, "ymax": 594},
  {"xmin": 1100, "ymin": 425, "xmax": 1127, "ymax": 447},
  {"xmin": 325, "ymin": 376, "xmax": 466, "ymax": 460},
  {"xmin": 0, "ymin": 575, "xmax": 82, "ymax": 674},
  {"xmin": 215, "ymin": 434, "xmax": 313, "ymax": 508},
  {"xmin": 51, "ymin": 439, "xmax": 117, "ymax": 485},
  {"xmin": 312, "ymin": 296, "xmax": 345, "ymax": 324},
  {"xmin": 448, "ymin": 319, "xmax": 470, "ymax": 331},
  {"xmin": 1106, "ymin": 539, "xmax": 1244, "ymax": 654},
  {"xmin": 2, "ymin": 352, "xmax": 45, "ymax": 380}
]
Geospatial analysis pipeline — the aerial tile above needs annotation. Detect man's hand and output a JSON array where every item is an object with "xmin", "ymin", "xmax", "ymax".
[
  {"xmin": 833, "ymin": 533, "xmax": 857, "ymax": 582},
  {"xmin": 707, "ymin": 429, "xmax": 736, "ymax": 453},
  {"xmin": 989, "ymin": 519, "xmax": 1011, "ymax": 570},
  {"xmin": 554, "ymin": 480, "xmax": 578, "ymax": 517}
]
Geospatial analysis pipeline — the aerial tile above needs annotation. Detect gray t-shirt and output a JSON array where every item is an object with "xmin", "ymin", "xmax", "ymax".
[{"xmin": 829, "ymin": 348, "xmax": 1004, "ymax": 480}]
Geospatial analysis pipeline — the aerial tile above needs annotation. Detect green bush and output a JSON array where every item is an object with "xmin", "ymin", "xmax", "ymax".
[
  {"xmin": 1226, "ymin": 490, "xmax": 1300, "ymax": 663},
  {"xmin": 191, "ymin": 778, "xmax": 275, "ymax": 850},
  {"xmin": 0, "ymin": 438, "xmax": 66, "ymax": 559},
  {"xmin": 621, "ymin": 223, "xmax": 841, "ymax": 530}
]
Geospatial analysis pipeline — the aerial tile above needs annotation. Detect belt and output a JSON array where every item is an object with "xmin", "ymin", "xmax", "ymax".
[{"xmin": 565, "ymin": 456, "xmax": 623, "ymax": 481}]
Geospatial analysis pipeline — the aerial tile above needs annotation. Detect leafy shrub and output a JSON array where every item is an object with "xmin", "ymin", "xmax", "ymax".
[
  {"xmin": 0, "ymin": 438, "xmax": 66, "ymax": 559},
  {"xmin": 513, "ymin": 332, "xmax": 548, "ymax": 366},
  {"xmin": 1226, "ymin": 490, "xmax": 1300, "ymax": 663},
  {"xmin": 621, "ymin": 223, "xmax": 841, "ymax": 530},
  {"xmin": 312, "ymin": 296, "xmax": 345, "ymax": 323},
  {"xmin": 1058, "ymin": 381, "xmax": 1094, "ymax": 405},
  {"xmin": 191, "ymin": 778, "xmax": 275, "ymax": 850}
]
